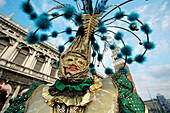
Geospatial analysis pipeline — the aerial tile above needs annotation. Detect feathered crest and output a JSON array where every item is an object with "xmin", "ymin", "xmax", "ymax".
[
  {"xmin": 94, "ymin": 0, "xmax": 108, "ymax": 15},
  {"xmin": 82, "ymin": 0, "xmax": 93, "ymax": 15}
]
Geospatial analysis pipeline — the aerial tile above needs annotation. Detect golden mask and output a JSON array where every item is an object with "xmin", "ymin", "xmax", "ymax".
[{"xmin": 62, "ymin": 54, "xmax": 87, "ymax": 72}]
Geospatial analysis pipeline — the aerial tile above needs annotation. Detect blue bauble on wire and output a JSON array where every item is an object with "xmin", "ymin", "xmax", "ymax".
[
  {"xmin": 127, "ymin": 57, "xmax": 133, "ymax": 64},
  {"xmin": 114, "ymin": 32, "xmax": 123, "ymax": 40},
  {"xmin": 68, "ymin": 36, "xmax": 75, "ymax": 42},
  {"xmin": 110, "ymin": 44, "xmax": 116, "ymax": 50},
  {"xmin": 114, "ymin": 11, "xmax": 125, "ymax": 20},
  {"xmin": 134, "ymin": 54, "xmax": 146, "ymax": 63},
  {"xmin": 89, "ymin": 63, "xmax": 95, "ymax": 68},
  {"xmin": 127, "ymin": 12, "xmax": 139, "ymax": 21},
  {"xmin": 51, "ymin": 31, "xmax": 58, "ymax": 38},
  {"xmin": 30, "ymin": 12, "xmax": 37, "ymax": 20},
  {"xmin": 98, "ymin": 26, "xmax": 107, "ymax": 34},
  {"xmin": 63, "ymin": 5, "xmax": 76, "ymax": 20},
  {"xmin": 141, "ymin": 24, "xmax": 152, "ymax": 34},
  {"xmin": 40, "ymin": 34, "xmax": 48, "ymax": 42},
  {"xmin": 65, "ymin": 27, "xmax": 72, "ymax": 34},
  {"xmin": 93, "ymin": 42, "xmax": 100, "ymax": 52},
  {"xmin": 143, "ymin": 41, "xmax": 155, "ymax": 50},
  {"xmin": 21, "ymin": 2, "xmax": 34, "ymax": 14},
  {"xmin": 97, "ymin": 53, "xmax": 103, "ymax": 61},
  {"xmin": 105, "ymin": 67, "xmax": 113, "ymax": 75},
  {"xmin": 58, "ymin": 45, "xmax": 65, "ymax": 53},
  {"xmin": 121, "ymin": 45, "xmax": 132, "ymax": 56},
  {"xmin": 36, "ymin": 13, "xmax": 52, "ymax": 31},
  {"xmin": 101, "ymin": 36, "xmax": 107, "ymax": 41},
  {"xmin": 117, "ymin": 53, "xmax": 123, "ymax": 59},
  {"xmin": 26, "ymin": 32, "xmax": 39, "ymax": 45},
  {"xmin": 92, "ymin": 51, "xmax": 96, "ymax": 57},
  {"xmin": 129, "ymin": 23, "xmax": 139, "ymax": 31}
]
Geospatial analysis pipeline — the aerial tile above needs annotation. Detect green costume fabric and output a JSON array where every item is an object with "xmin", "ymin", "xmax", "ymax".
[
  {"xmin": 5, "ymin": 82, "xmax": 42, "ymax": 113},
  {"xmin": 55, "ymin": 78, "xmax": 93, "ymax": 91},
  {"xmin": 111, "ymin": 73, "xmax": 145, "ymax": 113}
]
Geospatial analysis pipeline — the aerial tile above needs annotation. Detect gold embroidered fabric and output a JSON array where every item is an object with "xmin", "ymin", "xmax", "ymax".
[
  {"xmin": 42, "ymin": 78, "xmax": 102, "ymax": 107},
  {"xmin": 25, "ymin": 77, "xmax": 119, "ymax": 113}
]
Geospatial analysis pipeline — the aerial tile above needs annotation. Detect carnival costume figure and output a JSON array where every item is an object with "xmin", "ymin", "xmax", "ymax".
[{"xmin": 5, "ymin": 0, "xmax": 155, "ymax": 113}]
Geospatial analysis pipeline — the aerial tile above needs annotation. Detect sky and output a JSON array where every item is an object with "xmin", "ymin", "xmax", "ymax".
[{"xmin": 0, "ymin": 0, "xmax": 170, "ymax": 101}]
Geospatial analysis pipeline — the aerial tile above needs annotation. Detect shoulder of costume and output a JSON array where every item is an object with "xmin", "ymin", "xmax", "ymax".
[{"xmin": 110, "ymin": 73, "xmax": 145, "ymax": 112}]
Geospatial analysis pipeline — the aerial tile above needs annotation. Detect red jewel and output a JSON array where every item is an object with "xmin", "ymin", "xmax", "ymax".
[
  {"xmin": 0, "ymin": 82, "xmax": 3, "ymax": 85},
  {"xmin": 0, "ymin": 86, "xmax": 1, "ymax": 89},
  {"xmin": 2, "ymin": 89, "xmax": 5, "ymax": 92}
]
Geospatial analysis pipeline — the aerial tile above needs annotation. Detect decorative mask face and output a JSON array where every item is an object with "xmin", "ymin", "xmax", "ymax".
[{"xmin": 62, "ymin": 54, "xmax": 87, "ymax": 75}]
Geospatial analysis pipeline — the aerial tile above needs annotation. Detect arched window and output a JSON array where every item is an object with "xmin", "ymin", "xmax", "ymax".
[
  {"xmin": 13, "ymin": 48, "xmax": 29, "ymax": 65},
  {"xmin": 50, "ymin": 61, "xmax": 58, "ymax": 77},
  {"xmin": 34, "ymin": 56, "xmax": 45, "ymax": 72},
  {"xmin": 0, "ymin": 38, "xmax": 8, "ymax": 54}
]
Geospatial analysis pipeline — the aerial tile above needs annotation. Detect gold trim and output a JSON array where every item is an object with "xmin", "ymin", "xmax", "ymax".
[{"xmin": 24, "ymin": 84, "xmax": 44, "ymax": 113}]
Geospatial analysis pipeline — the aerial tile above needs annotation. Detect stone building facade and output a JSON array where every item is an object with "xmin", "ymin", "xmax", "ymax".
[{"xmin": 0, "ymin": 12, "xmax": 59, "ymax": 112}]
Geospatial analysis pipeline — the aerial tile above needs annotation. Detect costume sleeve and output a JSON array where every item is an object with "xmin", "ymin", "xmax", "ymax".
[
  {"xmin": 5, "ymin": 82, "xmax": 42, "ymax": 113},
  {"xmin": 111, "ymin": 73, "xmax": 145, "ymax": 113}
]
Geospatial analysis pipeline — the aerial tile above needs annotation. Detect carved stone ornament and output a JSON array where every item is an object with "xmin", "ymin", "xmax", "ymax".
[
  {"xmin": 50, "ymin": 59, "xmax": 56, "ymax": 65},
  {"xmin": 9, "ymin": 38, "xmax": 16, "ymax": 46},
  {"xmin": 45, "ymin": 56, "xmax": 49, "ymax": 62},
  {"xmin": 28, "ymin": 48, "xmax": 34, "ymax": 55},
  {"xmin": 35, "ymin": 52, "xmax": 42, "ymax": 58},
  {"xmin": 17, "ymin": 42, "xmax": 27, "ymax": 49}
]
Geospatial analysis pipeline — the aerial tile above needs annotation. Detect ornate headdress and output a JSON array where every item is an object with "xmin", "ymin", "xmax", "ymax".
[
  {"xmin": 22, "ymin": 0, "xmax": 155, "ymax": 78},
  {"xmin": 58, "ymin": 27, "xmax": 93, "ymax": 82}
]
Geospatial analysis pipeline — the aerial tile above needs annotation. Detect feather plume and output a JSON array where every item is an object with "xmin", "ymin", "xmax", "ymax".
[
  {"xmin": 81, "ymin": 0, "xmax": 86, "ymax": 11},
  {"xmin": 95, "ymin": 0, "xmax": 108, "ymax": 15},
  {"xmin": 87, "ymin": 0, "xmax": 93, "ymax": 15},
  {"xmin": 82, "ymin": 0, "xmax": 93, "ymax": 14},
  {"xmin": 103, "ymin": 41, "xmax": 109, "ymax": 53},
  {"xmin": 48, "ymin": 4, "xmax": 68, "ymax": 12}
]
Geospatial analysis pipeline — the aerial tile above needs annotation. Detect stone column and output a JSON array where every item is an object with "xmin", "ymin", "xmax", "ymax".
[
  {"xmin": 25, "ymin": 51, "xmax": 37, "ymax": 68},
  {"xmin": 11, "ymin": 85, "xmax": 21, "ymax": 99},
  {"xmin": 1, "ymin": 42, "xmax": 19, "ymax": 60},
  {"xmin": 42, "ymin": 57, "xmax": 51, "ymax": 75}
]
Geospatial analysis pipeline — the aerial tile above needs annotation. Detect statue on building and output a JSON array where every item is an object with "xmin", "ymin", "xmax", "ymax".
[{"xmin": 5, "ymin": 0, "xmax": 155, "ymax": 113}]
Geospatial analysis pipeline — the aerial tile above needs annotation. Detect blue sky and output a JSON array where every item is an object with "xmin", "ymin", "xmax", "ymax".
[{"xmin": 0, "ymin": 0, "xmax": 170, "ymax": 101}]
